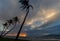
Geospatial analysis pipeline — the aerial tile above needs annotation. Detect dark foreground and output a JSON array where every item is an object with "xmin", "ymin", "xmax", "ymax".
[
  {"xmin": 0, "ymin": 38, "xmax": 29, "ymax": 41},
  {"xmin": 0, "ymin": 38, "xmax": 60, "ymax": 41}
]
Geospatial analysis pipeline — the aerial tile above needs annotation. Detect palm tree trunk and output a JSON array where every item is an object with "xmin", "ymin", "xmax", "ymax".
[
  {"xmin": 2, "ymin": 23, "xmax": 17, "ymax": 37},
  {"xmin": 15, "ymin": 9, "xmax": 29, "ymax": 41}
]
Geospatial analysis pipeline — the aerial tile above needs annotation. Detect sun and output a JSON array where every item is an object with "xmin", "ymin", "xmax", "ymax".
[{"xmin": 19, "ymin": 33, "xmax": 27, "ymax": 37}]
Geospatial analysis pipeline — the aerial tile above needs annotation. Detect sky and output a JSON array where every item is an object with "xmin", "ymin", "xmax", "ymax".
[{"xmin": 0, "ymin": 0, "xmax": 60, "ymax": 37}]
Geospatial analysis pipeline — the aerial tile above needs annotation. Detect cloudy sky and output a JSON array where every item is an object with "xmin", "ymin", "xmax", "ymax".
[{"xmin": 0, "ymin": 0, "xmax": 60, "ymax": 37}]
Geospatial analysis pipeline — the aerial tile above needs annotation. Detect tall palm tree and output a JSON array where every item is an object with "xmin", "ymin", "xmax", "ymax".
[{"xmin": 15, "ymin": 0, "xmax": 33, "ymax": 41}]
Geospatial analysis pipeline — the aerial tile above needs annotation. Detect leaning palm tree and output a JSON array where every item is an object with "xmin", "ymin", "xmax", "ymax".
[
  {"xmin": 0, "ymin": 20, "xmax": 13, "ymax": 37},
  {"xmin": 2, "ymin": 19, "xmax": 13, "ymax": 37},
  {"xmin": 2, "ymin": 16, "xmax": 20, "ymax": 37},
  {"xmin": 15, "ymin": 0, "xmax": 33, "ymax": 41}
]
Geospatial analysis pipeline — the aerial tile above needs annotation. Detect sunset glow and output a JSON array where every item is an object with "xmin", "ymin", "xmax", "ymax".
[
  {"xmin": 26, "ymin": 9, "xmax": 57, "ymax": 28},
  {"xmin": 6, "ymin": 33, "xmax": 27, "ymax": 37},
  {"xmin": 19, "ymin": 33, "xmax": 27, "ymax": 37}
]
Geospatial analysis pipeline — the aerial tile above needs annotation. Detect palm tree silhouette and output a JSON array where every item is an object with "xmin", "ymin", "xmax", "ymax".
[
  {"xmin": 2, "ymin": 16, "xmax": 20, "ymax": 37},
  {"xmin": 15, "ymin": 0, "xmax": 33, "ymax": 41},
  {"xmin": 2, "ymin": 23, "xmax": 16, "ymax": 37},
  {"xmin": 2, "ymin": 19, "xmax": 13, "ymax": 37}
]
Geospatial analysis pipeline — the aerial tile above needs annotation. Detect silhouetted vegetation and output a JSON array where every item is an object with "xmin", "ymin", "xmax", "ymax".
[
  {"xmin": 0, "ymin": 38, "xmax": 29, "ymax": 41},
  {"xmin": 0, "ymin": 16, "xmax": 20, "ymax": 37}
]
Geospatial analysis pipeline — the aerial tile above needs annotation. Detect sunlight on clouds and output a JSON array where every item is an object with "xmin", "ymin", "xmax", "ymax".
[
  {"xmin": 37, "ymin": 9, "xmax": 57, "ymax": 23},
  {"xmin": 26, "ymin": 19, "xmax": 34, "ymax": 25},
  {"xmin": 26, "ymin": 8, "xmax": 58, "ymax": 30},
  {"xmin": 40, "ymin": 9, "xmax": 57, "ymax": 20},
  {"xmin": 45, "ymin": 13, "xmax": 55, "ymax": 19},
  {"xmin": 44, "ymin": 9, "xmax": 57, "ymax": 20},
  {"xmin": 26, "ymin": 18, "xmax": 42, "ymax": 26}
]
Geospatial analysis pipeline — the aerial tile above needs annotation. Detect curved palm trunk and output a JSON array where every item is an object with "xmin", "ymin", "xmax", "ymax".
[
  {"xmin": 15, "ymin": 9, "xmax": 29, "ymax": 41},
  {"xmin": 2, "ymin": 23, "xmax": 17, "ymax": 37}
]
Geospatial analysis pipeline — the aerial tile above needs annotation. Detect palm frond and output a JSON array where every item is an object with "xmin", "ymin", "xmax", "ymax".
[
  {"xmin": 29, "ymin": 5, "xmax": 33, "ymax": 9},
  {"xmin": 3, "ymin": 22, "xmax": 8, "ymax": 27},
  {"xmin": 19, "ymin": 0, "xmax": 33, "ymax": 11},
  {"xmin": 7, "ymin": 19, "xmax": 13, "ymax": 25},
  {"xmin": 13, "ymin": 16, "xmax": 19, "ymax": 23}
]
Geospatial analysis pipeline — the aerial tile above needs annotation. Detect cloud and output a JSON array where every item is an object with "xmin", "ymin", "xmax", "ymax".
[
  {"xmin": 25, "ymin": 8, "xmax": 59, "ymax": 30},
  {"xmin": 24, "ymin": 0, "xmax": 60, "ymax": 30},
  {"xmin": 0, "ymin": 0, "xmax": 21, "ymax": 20}
]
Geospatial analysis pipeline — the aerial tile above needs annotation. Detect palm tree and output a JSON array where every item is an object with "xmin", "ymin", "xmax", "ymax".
[
  {"xmin": 3, "ymin": 19, "xmax": 13, "ymax": 37},
  {"xmin": 1, "ymin": 20, "xmax": 13, "ymax": 37},
  {"xmin": 2, "ymin": 23, "xmax": 16, "ymax": 37},
  {"xmin": 15, "ymin": 0, "xmax": 33, "ymax": 41},
  {"xmin": 2, "ymin": 16, "xmax": 20, "ymax": 37}
]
